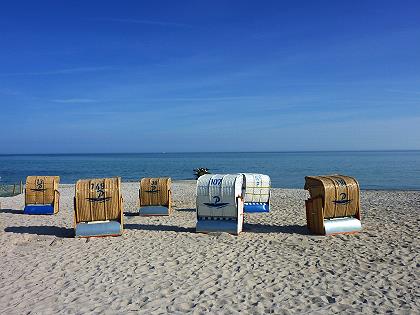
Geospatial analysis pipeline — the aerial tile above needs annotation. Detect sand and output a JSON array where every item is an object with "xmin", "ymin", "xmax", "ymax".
[{"xmin": 0, "ymin": 181, "xmax": 419, "ymax": 314}]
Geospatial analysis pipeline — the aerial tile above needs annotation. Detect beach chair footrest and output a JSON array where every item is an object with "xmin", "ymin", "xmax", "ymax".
[
  {"xmin": 244, "ymin": 202, "xmax": 269, "ymax": 213},
  {"xmin": 324, "ymin": 217, "xmax": 362, "ymax": 235},
  {"xmin": 196, "ymin": 219, "xmax": 240, "ymax": 235},
  {"xmin": 75, "ymin": 221, "xmax": 122, "ymax": 237},
  {"xmin": 23, "ymin": 205, "xmax": 54, "ymax": 215},
  {"xmin": 139, "ymin": 206, "xmax": 170, "ymax": 216}
]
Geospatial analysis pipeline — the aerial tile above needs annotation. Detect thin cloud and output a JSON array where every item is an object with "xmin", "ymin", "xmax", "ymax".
[
  {"xmin": 88, "ymin": 17, "xmax": 190, "ymax": 27},
  {"xmin": 0, "ymin": 88, "xmax": 21, "ymax": 96},
  {"xmin": 385, "ymin": 89, "xmax": 420, "ymax": 95},
  {"xmin": 52, "ymin": 98, "xmax": 98, "ymax": 104},
  {"xmin": 0, "ymin": 66, "xmax": 114, "ymax": 76}
]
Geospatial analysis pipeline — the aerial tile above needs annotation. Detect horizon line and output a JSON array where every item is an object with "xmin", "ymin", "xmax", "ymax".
[{"xmin": 1, "ymin": 149, "xmax": 420, "ymax": 156}]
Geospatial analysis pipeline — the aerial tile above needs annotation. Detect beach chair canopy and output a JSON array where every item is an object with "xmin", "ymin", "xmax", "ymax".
[
  {"xmin": 305, "ymin": 175, "xmax": 360, "ymax": 219},
  {"xmin": 304, "ymin": 174, "xmax": 361, "ymax": 235},
  {"xmin": 242, "ymin": 173, "xmax": 271, "ymax": 212},
  {"xmin": 74, "ymin": 177, "xmax": 123, "ymax": 237},
  {"xmin": 196, "ymin": 174, "xmax": 245, "ymax": 235},
  {"xmin": 139, "ymin": 177, "xmax": 172, "ymax": 216},
  {"xmin": 24, "ymin": 176, "xmax": 60, "ymax": 214},
  {"xmin": 140, "ymin": 177, "xmax": 171, "ymax": 206}
]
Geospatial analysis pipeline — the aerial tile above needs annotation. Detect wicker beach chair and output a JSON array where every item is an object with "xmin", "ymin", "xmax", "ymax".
[
  {"xmin": 74, "ymin": 177, "xmax": 123, "ymax": 237},
  {"xmin": 196, "ymin": 174, "xmax": 245, "ymax": 235},
  {"xmin": 139, "ymin": 177, "xmax": 172, "ymax": 216},
  {"xmin": 242, "ymin": 173, "xmax": 271, "ymax": 213},
  {"xmin": 24, "ymin": 176, "xmax": 60, "ymax": 215},
  {"xmin": 304, "ymin": 174, "xmax": 362, "ymax": 235}
]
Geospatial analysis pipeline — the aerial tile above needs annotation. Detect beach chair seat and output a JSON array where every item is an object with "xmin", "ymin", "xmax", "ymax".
[
  {"xmin": 24, "ymin": 176, "xmax": 60, "ymax": 215},
  {"xmin": 196, "ymin": 174, "xmax": 245, "ymax": 235},
  {"xmin": 74, "ymin": 177, "xmax": 123, "ymax": 238},
  {"xmin": 304, "ymin": 174, "xmax": 362, "ymax": 235},
  {"xmin": 242, "ymin": 173, "xmax": 271, "ymax": 213},
  {"xmin": 139, "ymin": 177, "xmax": 172, "ymax": 216}
]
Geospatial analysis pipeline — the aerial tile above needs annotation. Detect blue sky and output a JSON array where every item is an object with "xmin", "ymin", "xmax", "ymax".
[{"xmin": 1, "ymin": 1, "xmax": 419, "ymax": 153}]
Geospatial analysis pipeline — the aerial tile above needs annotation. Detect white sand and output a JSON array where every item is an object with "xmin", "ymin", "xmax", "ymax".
[{"xmin": 0, "ymin": 181, "xmax": 419, "ymax": 314}]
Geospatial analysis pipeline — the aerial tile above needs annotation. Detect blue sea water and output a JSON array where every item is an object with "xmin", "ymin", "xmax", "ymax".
[{"xmin": 0, "ymin": 151, "xmax": 419, "ymax": 190}]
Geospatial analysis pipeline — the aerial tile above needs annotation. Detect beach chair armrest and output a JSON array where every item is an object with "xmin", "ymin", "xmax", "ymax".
[{"xmin": 120, "ymin": 196, "xmax": 124, "ymax": 225}]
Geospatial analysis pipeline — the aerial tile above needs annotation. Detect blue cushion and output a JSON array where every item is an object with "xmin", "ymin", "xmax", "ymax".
[
  {"xmin": 244, "ymin": 203, "xmax": 270, "ymax": 213},
  {"xmin": 139, "ymin": 206, "xmax": 170, "ymax": 216},
  {"xmin": 75, "ymin": 221, "xmax": 122, "ymax": 238},
  {"xmin": 196, "ymin": 219, "xmax": 239, "ymax": 235},
  {"xmin": 24, "ymin": 205, "xmax": 55, "ymax": 215}
]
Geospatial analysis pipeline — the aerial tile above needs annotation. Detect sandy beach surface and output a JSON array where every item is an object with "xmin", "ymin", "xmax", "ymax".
[{"xmin": 0, "ymin": 181, "xmax": 419, "ymax": 314}]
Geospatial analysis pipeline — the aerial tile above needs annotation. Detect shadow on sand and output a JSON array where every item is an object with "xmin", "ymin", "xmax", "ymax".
[
  {"xmin": 244, "ymin": 223, "xmax": 309, "ymax": 235},
  {"xmin": 4, "ymin": 226, "xmax": 73, "ymax": 238},
  {"xmin": 0, "ymin": 208, "xmax": 23, "ymax": 215},
  {"xmin": 174, "ymin": 208, "xmax": 195, "ymax": 212},
  {"xmin": 125, "ymin": 223, "xmax": 308, "ymax": 235},
  {"xmin": 124, "ymin": 211, "xmax": 139, "ymax": 217},
  {"xmin": 125, "ymin": 223, "xmax": 195, "ymax": 233}
]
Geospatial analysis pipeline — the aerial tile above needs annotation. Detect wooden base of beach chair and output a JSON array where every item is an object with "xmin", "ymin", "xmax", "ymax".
[
  {"xmin": 75, "ymin": 221, "xmax": 122, "ymax": 238},
  {"xmin": 23, "ymin": 204, "xmax": 55, "ymax": 215},
  {"xmin": 139, "ymin": 206, "xmax": 171, "ymax": 216}
]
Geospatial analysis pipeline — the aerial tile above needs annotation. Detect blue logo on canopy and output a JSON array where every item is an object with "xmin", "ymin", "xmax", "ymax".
[
  {"xmin": 333, "ymin": 193, "xmax": 351, "ymax": 205},
  {"xmin": 86, "ymin": 197, "xmax": 112, "ymax": 203},
  {"xmin": 204, "ymin": 196, "xmax": 229, "ymax": 209},
  {"xmin": 145, "ymin": 190, "xmax": 160, "ymax": 193}
]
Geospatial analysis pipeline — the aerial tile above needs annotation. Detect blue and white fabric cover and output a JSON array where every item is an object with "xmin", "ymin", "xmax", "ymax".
[
  {"xmin": 242, "ymin": 173, "xmax": 271, "ymax": 213},
  {"xmin": 196, "ymin": 174, "xmax": 245, "ymax": 235}
]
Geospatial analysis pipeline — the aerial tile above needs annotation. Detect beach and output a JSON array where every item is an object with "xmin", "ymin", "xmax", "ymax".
[{"xmin": 0, "ymin": 181, "xmax": 418, "ymax": 314}]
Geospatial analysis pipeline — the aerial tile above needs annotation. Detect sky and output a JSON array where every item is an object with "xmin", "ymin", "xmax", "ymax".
[{"xmin": 0, "ymin": 0, "xmax": 419, "ymax": 153}]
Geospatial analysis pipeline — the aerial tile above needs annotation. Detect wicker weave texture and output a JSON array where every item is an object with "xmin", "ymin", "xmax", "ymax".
[
  {"xmin": 74, "ymin": 177, "xmax": 122, "ymax": 223},
  {"xmin": 25, "ymin": 176, "xmax": 60, "ymax": 206},
  {"xmin": 304, "ymin": 174, "xmax": 361, "ymax": 234},
  {"xmin": 139, "ymin": 177, "xmax": 171, "ymax": 207}
]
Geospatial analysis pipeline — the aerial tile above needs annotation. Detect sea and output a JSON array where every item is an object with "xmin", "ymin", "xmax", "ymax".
[{"xmin": 0, "ymin": 151, "xmax": 419, "ymax": 190}]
